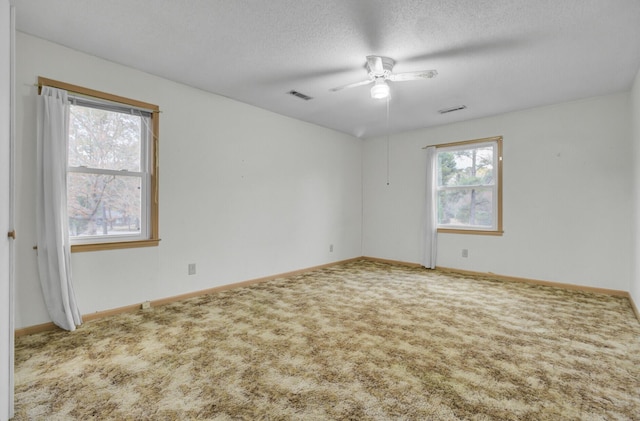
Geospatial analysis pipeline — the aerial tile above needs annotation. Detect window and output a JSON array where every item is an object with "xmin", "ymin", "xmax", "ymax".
[
  {"xmin": 39, "ymin": 77, "xmax": 160, "ymax": 252},
  {"xmin": 435, "ymin": 136, "xmax": 503, "ymax": 235}
]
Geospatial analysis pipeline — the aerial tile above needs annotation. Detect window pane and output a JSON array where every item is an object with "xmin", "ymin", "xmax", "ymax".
[
  {"xmin": 438, "ymin": 187, "xmax": 494, "ymax": 228},
  {"xmin": 68, "ymin": 172, "xmax": 142, "ymax": 238},
  {"xmin": 438, "ymin": 146, "xmax": 494, "ymax": 187},
  {"xmin": 69, "ymin": 105, "xmax": 142, "ymax": 172}
]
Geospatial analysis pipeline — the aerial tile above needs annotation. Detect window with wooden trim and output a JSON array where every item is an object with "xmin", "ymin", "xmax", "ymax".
[
  {"xmin": 435, "ymin": 136, "xmax": 503, "ymax": 235},
  {"xmin": 38, "ymin": 77, "xmax": 160, "ymax": 252}
]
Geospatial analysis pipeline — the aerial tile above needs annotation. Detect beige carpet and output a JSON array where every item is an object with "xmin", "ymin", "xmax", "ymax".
[{"xmin": 14, "ymin": 260, "xmax": 640, "ymax": 420}]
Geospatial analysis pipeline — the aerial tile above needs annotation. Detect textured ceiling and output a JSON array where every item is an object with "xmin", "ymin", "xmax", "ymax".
[{"xmin": 14, "ymin": 0, "xmax": 640, "ymax": 138}]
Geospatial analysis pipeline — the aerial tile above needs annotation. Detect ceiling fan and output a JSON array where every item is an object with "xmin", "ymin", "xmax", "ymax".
[{"xmin": 330, "ymin": 55, "xmax": 438, "ymax": 99}]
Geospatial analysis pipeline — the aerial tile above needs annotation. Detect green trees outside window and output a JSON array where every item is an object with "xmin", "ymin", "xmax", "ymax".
[{"xmin": 435, "ymin": 137, "xmax": 502, "ymax": 234}]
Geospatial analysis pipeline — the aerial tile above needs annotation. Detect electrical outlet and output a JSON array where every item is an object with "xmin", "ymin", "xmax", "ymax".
[
  {"xmin": 188, "ymin": 263, "xmax": 196, "ymax": 275},
  {"xmin": 141, "ymin": 301, "xmax": 151, "ymax": 310},
  {"xmin": 329, "ymin": 244, "xmax": 334, "ymax": 252},
  {"xmin": 462, "ymin": 249, "xmax": 469, "ymax": 258}
]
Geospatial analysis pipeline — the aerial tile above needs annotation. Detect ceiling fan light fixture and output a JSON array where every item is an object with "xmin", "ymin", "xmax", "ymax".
[{"xmin": 371, "ymin": 79, "xmax": 390, "ymax": 99}]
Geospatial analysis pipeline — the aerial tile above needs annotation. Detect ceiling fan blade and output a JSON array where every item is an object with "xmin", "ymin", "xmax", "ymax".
[
  {"xmin": 329, "ymin": 79, "xmax": 373, "ymax": 92},
  {"xmin": 366, "ymin": 56, "xmax": 384, "ymax": 75},
  {"xmin": 389, "ymin": 70, "xmax": 438, "ymax": 82}
]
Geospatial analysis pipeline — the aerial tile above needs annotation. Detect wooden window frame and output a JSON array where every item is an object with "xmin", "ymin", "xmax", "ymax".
[
  {"xmin": 434, "ymin": 136, "xmax": 503, "ymax": 236},
  {"xmin": 38, "ymin": 77, "xmax": 160, "ymax": 252}
]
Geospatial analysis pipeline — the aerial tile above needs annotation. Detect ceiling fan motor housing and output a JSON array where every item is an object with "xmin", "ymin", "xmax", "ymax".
[{"xmin": 366, "ymin": 56, "xmax": 395, "ymax": 79}]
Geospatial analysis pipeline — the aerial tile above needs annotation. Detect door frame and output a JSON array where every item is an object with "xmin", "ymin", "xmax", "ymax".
[{"xmin": 1, "ymin": 2, "xmax": 15, "ymax": 419}]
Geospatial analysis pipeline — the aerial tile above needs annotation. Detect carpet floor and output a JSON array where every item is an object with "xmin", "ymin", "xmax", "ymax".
[{"xmin": 13, "ymin": 259, "xmax": 640, "ymax": 420}]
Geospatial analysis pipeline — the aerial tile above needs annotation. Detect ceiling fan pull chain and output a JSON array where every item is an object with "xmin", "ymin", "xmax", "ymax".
[{"xmin": 386, "ymin": 97, "xmax": 390, "ymax": 186}]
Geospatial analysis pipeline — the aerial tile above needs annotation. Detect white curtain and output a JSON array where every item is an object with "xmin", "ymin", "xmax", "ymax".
[
  {"xmin": 36, "ymin": 86, "xmax": 82, "ymax": 331},
  {"xmin": 422, "ymin": 146, "xmax": 437, "ymax": 269}
]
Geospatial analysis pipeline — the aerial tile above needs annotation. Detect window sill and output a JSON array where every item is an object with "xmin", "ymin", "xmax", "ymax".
[
  {"xmin": 71, "ymin": 238, "xmax": 161, "ymax": 253},
  {"xmin": 437, "ymin": 229, "xmax": 504, "ymax": 236}
]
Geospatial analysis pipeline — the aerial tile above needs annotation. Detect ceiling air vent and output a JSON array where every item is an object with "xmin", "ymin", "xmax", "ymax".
[
  {"xmin": 287, "ymin": 90, "xmax": 313, "ymax": 101},
  {"xmin": 439, "ymin": 105, "xmax": 467, "ymax": 114}
]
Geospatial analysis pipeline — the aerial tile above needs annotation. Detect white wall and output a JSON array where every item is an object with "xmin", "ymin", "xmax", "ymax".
[
  {"xmin": 631, "ymin": 67, "xmax": 640, "ymax": 307},
  {"xmin": 363, "ymin": 94, "xmax": 633, "ymax": 291},
  {"xmin": 15, "ymin": 33, "xmax": 363, "ymax": 328}
]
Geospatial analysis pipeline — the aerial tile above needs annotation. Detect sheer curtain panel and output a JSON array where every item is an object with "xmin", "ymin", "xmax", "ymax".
[
  {"xmin": 36, "ymin": 86, "xmax": 82, "ymax": 331},
  {"xmin": 422, "ymin": 146, "xmax": 437, "ymax": 269}
]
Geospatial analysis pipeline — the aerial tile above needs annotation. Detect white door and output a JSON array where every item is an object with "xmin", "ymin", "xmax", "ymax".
[{"xmin": 0, "ymin": 1, "xmax": 14, "ymax": 419}]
